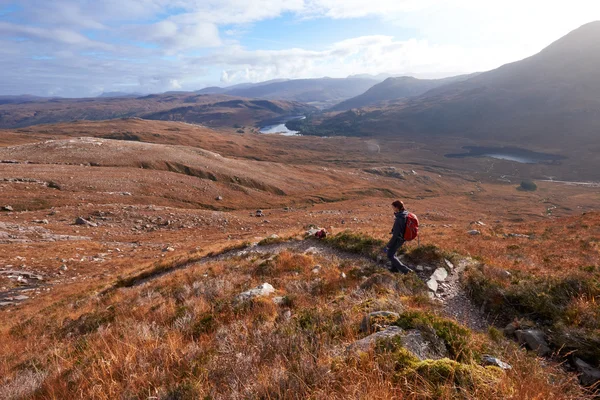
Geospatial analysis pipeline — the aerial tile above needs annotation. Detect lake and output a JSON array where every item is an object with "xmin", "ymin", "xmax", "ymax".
[
  {"xmin": 259, "ymin": 116, "xmax": 305, "ymax": 136},
  {"xmin": 445, "ymin": 146, "xmax": 566, "ymax": 164}
]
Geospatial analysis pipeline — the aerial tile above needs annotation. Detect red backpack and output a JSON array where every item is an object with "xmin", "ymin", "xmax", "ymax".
[{"xmin": 404, "ymin": 212, "xmax": 419, "ymax": 241}]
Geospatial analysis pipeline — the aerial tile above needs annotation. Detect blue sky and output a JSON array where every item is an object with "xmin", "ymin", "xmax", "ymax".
[{"xmin": 0, "ymin": 0, "xmax": 599, "ymax": 97}]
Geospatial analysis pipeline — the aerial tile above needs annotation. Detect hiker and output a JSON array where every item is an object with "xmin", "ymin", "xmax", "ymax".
[{"xmin": 383, "ymin": 200, "xmax": 414, "ymax": 274}]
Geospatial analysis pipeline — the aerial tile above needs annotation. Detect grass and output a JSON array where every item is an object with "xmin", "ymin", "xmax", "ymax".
[
  {"xmin": 465, "ymin": 263, "xmax": 600, "ymax": 366},
  {"xmin": 324, "ymin": 231, "xmax": 386, "ymax": 260},
  {"xmin": 0, "ymin": 242, "xmax": 590, "ymax": 399}
]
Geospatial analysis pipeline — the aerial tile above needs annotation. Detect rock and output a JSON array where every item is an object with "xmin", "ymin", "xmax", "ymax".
[
  {"xmin": 444, "ymin": 259, "xmax": 455, "ymax": 270},
  {"xmin": 340, "ymin": 272, "xmax": 347, "ymax": 279},
  {"xmin": 236, "ymin": 283, "xmax": 275, "ymax": 302},
  {"xmin": 415, "ymin": 265, "xmax": 424, "ymax": 272},
  {"xmin": 2, "ymin": 205, "xmax": 13, "ymax": 211},
  {"xmin": 272, "ymin": 296, "xmax": 285, "ymax": 305},
  {"xmin": 426, "ymin": 277, "xmax": 438, "ymax": 292},
  {"xmin": 304, "ymin": 246, "xmax": 321, "ymax": 254},
  {"xmin": 346, "ymin": 326, "xmax": 403, "ymax": 354},
  {"xmin": 400, "ymin": 329, "xmax": 448, "ymax": 361},
  {"xmin": 215, "ymin": 196, "xmax": 223, "ymax": 201},
  {"xmin": 468, "ymin": 230, "xmax": 481, "ymax": 236},
  {"xmin": 12, "ymin": 295, "xmax": 29, "ymax": 301},
  {"xmin": 255, "ymin": 210, "xmax": 264, "ymax": 217},
  {"xmin": 574, "ymin": 358, "xmax": 600, "ymax": 386},
  {"xmin": 282, "ymin": 309, "xmax": 292, "ymax": 320},
  {"xmin": 311, "ymin": 265, "xmax": 321, "ymax": 274},
  {"xmin": 306, "ymin": 228, "xmax": 320, "ymax": 236},
  {"xmin": 515, "ymin": 329, "xmax": 551, "ymax": 356},
  {"xmin": 475, "ymin": 221, "xmax": 486, "ymax": 226},
  {"xmin": 504, "ymin": 321, "xmax": 518, "ymax": 337},
  {"xmin": 59, "ymin": 264, "xmax": 68, "ymax": 271},
  {"xmin": 163, "ymin": 246, "xmax": 175, "ymax": 252},
  {"xmin": 431, "ymin": 267, "xmax": 448, "ymax": 282},
  {"xmin": 360, "ymin": 311, "xmax": 400, "ymax": 333},
  {"xmin": 0, "ymin": 270, "xmax": 43, "ymax": 281},
  {"xmin": 33, "ymin": 219, "xmax": 49, "ymax": 224},
  {"xmin": 508, "ymin": 233, "xmax": 531, "ymax": 239},
  {"xmin": 482, "ymin": 355, "xmax": 512, "ymax": 370},
  {"xmin": 75, "ymin": 217, "xmax": 97, "ymax": 227}
]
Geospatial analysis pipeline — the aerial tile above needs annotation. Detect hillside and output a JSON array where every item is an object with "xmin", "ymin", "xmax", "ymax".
[
  {"xmin": 0, "ymin": 118, "xmax": 599, "ymax": 398},
  {"xmin": 0, "ymin": 94, "xmax": 316, "ymax": 129},
  {"xmin": 223, "ymin": 77, "xmax": 381, "ymax": 108},
  {"xmin": 329, "ymin": 74, "xmax": 476, "ymax": 111},
  {"xmin": 305, "ymin": 22, "xmax": 600, "ymax": 153}
]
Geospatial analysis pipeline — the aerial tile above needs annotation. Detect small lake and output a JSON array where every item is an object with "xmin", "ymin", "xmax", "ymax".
[
  {"xmin": 259, "ymin": 116, "xmax": 305, "ymax": 136},
  {"xmin": 445, "ymin": 146, "xmax": 566, "ymax": 164}
]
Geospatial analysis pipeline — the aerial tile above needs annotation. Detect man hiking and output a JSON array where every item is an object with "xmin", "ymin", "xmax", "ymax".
[{"xmin": 383, "ymin": 200, "xmax": 415, "ymax": 274}]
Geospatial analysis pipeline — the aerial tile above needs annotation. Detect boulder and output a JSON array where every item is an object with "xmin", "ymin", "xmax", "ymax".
[
  {"xmin": 482, "ymin": 355, "xmax": 512, "ymax": 370},
  {"xmin": 236, "ymin": 283, "xmax": 275, "ymax": 302},
  {"xmin": 515, "ymin": 329, "xmax": 551, "ymax": 356},
  {"xmin": 346, "ymin": 326, "xmax": 403, "ymax": 354},
  {"xmin": 574, "ymin": 358, "xmax": 600, "ymax": 387},
  {"xmin": 426, "ymin": 277, "xmax": 438, "ymax": 292},
  {"xmin": 75, "ymin": 217, "xmax": 97, "ymax": 227},
  {"xmin": 360, "ymin": 311, "xmax": 400, "ymax": 333},
  {"xmin": 431, "ymin": 267, "xmax": 448, "ymax": 282}
]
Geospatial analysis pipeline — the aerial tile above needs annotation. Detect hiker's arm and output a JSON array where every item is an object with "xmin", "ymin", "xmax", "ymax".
[{"xmin": 386, "ymin": 217, "xmax": 403, "ymax": 248}]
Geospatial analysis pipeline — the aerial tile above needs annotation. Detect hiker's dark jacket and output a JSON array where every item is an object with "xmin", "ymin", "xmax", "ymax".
[{"xmin": 387, "ymin": 210, "xmax": 408, "ymax": 248}]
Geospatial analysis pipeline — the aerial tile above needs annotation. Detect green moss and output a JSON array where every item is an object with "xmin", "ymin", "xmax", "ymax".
[
  {"xmin": 394, "ymin": 311, "xmax": 474, "ymax": 362},
  {"xmin": 406, "ymin": 358, "xmax": 502, "ymax": 388},
  {"xmin": 324, "ymin": 231, "xmax": 385, "ymax": 260}
]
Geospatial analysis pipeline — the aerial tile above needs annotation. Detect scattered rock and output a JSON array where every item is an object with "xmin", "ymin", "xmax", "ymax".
[
  {"xmin": 431, "ymin": 267, "xmax": 448, "ymax": 282},
  {"xmin": 272, "ymin": 296, "xmax": 285, "ymax": 305},
  {"xmin": 508, "ymin": 233, "xmax": 531, "ymax": 239},
  {"xmin": 515, "ymin": 329, "xmax": 551, "ymax": 356},
  {"xmin": 444, "ymin": 259, "xmax": 454, "ymax": 270},
  {"xmin": 311, "ymin": 265, "xmax": 321, "ymax": 274},
  {"xmin": 216, "ymin": 196, "xmax": 223, "ymax": 201},
  {"xmin": 0, "ymin": 270, "xmax": 43, "ymax": 281},
  {"xmin": 59, "ymin": 264, "xmax": 68, "ymax": 271},
  {"xmin": 2, "ymin": 205, "xmax": 13, "ymax": 211},
  {"xmin": 468, "ymin": 230, "xmax": 481, "ymax": 236},
  {"xmin": 482, "ymin": 355, "xmax": 512, "ymax": 370},
  {"xmin": 360, "ymin": 311, "xmax": 400, "ymax": 333},
  {"xmin": 415, "ymin": 265, "xmax": 424, "ymax": 272},
  {"xmin": 340, "ymin": 272, "xmax": 347, "ymax": 279},
  {"xmin": 360, "ymin": 273, "xmax": 397, "ymax": 291},
  {"xmin": 574, "ymin": 358, "xmax": 600, "ymax": 387},
  {"xmin": 163, "ymin": 246, "xmax": 175, "ymax": 252},
  {"xmin": 255, "ymin": 210, "xmax": 264, "ymax": 217},
  {"xmin": 33, "ymin": 219, "xmax": 49, "ymax": 224},
  {"xmin": 426, "ymin": 277, "xmax": 438, "ymax": 292},
  {"xmin": 75, "ymin": 217, "xmax": 97, "ymax": 227},
  {"xmin": 400, "ymin": 329, "xmax": 448, "ymax": 361},
  {"xmin": 236, "ymin": 283, "xmax": 275, "ymax": 302}
]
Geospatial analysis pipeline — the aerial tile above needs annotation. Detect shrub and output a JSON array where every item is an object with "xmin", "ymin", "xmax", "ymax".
[
  {"xmin": 324, "ymin": 231, "xmax": 385, "ymax": 259},
  {"xmin": 518, "ymin": 180, "xmax": 538, "ymax": 191}
]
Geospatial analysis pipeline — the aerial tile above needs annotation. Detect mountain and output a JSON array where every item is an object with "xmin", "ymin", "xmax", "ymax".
[
  {"xmin": 0, "ymin": 93, "xmax": 316, "ymax": 129},
  {"xmin": 98, "ymin": 92, "xmax": 142, "ymax": 98},
  {"xmin": 222, "ymin": 77, "xmax": 381, "ymax": 108},
  {"xmin": 330, "ymin": 74, "xmax": 477, "ymax": 111},
  {"xmin": 306, "ymin": 21, "xmax": 600, "ymax": 152},
  {"xmin": 0, "ymin": 95, "xmax": 50, "ymax": 105}
]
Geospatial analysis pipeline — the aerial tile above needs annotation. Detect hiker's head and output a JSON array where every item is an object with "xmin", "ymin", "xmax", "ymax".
[{"xmin": 392, "ymin": 200, "xmax": 405, "ymax": 213}]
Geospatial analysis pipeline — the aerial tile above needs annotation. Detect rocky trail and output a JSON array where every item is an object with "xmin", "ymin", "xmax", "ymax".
[{"xmin": 128, "ymin": 237, "xmax": 490, "ymax": 332}]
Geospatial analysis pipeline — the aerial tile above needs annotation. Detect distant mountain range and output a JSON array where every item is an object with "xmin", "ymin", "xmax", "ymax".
[
  {"xmin": 329, "ymin": 74, "xmax": 477, "ymax": 111},
  {"xmin": 196, "ymin": 77, "xmax": 382, "ymax": 108},
  {"xmin": 300, "ymin": 21, "xmax": 600, "ymax": 153},
  {"xmin": 0, "ymin": 94, "xmax": 315, "ymax": 129}
]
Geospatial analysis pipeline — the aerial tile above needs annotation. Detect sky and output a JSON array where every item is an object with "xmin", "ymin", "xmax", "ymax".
[{"xmin": 1, "ymin": 0, "xmax": 599, "ymax": 97}]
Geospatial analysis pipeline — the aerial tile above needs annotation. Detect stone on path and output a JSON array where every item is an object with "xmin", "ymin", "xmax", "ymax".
[
  {"xmin": 431, "ymin": 267, "xmax": 448, "ymax": 282},
  {"xmin": 426, "ymin": 277, "xmax": 438, "ymax": 292}
]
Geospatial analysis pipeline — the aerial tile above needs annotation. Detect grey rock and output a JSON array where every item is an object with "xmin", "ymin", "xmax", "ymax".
[
  {"xmin": 426, "ymin": 277, "xmax": 438, "ymax": 292},
  {"xmin": 360, "ymin": 311, "xmax": 400, "ymax": 333},
  {"xmin": 468, "ymin": 230, "xmax": 481, "ymax": 236},
  {"xmin": 75, "ymin": 217, "xmax": 97, "ymax": 227},
  {"xmin": 311, "ymin": 265, "xmax": 321, "ymax": 274},
  {"xmin": 401, "ymin": 329, "xmax": 448, "ymax": 361},
  {"xmin": 415, "ymin": 265, "xmax": 424, "ymax": 272},
  {"xmin": 59, "ymin": 264, "xmax": 68, "ymax": 271},
  {"xmin": 444, "ymin": 259, "xmax": 455, "ymax": 270},
  {"xmin": 360, "ymin": 273, "xmax": 397, "ymax": 291},
  {"xmin": 431, "ymin": 267, "xmax": 448, "ymax": 282},
  {"xmin": 0, "ymin": 270, "xmax": 43, "ymax": 281},
  {"xmin": 2, "ymin": 205, "xmax": 13, "ymax": 211},
  {"xmin": 574, "ymin": 358, "xmax": 600, "ymax": 386},
  {"xmin": 504, "ymin": 321, "xmax": 518, "ymax": 337},
  {"xmin": 346, "ymin": 326, "xmax": 403, "ymax": 354},
  {"xmin": 216, "ymin": 196, "xmax": 223, "ymax": 201},
  {"xmin": 236, "ymin": 282, "xmax": 275, "ymax": 302},
  {"xmin": 515, "ymin": 329, "xmax": 551, "ymax": 356},
  {"xmin": 482, "ymin": 355, "xmax": 512, "ymax": 370}
]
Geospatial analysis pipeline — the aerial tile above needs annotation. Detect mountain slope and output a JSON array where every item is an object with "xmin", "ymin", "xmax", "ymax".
[
  {"xmin": 308, "ymin": 21, "xmax": 600, "ymax": 151},
  {"xmin": 223, "ymin": 77, "xmax": 380, "ymax": 108},
  {"xmin": 329, "ymin": 74, "xmax": 476, "ymax": 111}
]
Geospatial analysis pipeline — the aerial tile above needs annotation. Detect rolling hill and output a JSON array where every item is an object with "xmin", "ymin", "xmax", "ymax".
[
  {"xmin": 329, "ymin": 74, "xmax": 476, "ymax": 111},
  {"xmin": 0, "ymin": 94, "xmax": 316, "ymax": 129},
  {"xmin": 305, "ymin": 21, "xmax": 600, "ymax": 153}
]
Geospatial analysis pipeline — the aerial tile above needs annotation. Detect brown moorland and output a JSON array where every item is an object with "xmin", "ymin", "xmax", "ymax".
[{"xmin": 0, "ymin": 118, "xmax": 598, "ymax": 399}]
